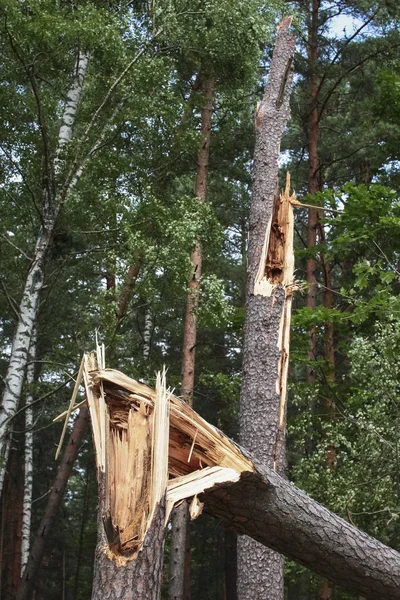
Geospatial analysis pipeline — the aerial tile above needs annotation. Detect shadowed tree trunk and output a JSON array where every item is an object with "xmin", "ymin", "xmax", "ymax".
[
  {"xmin": 91, "ymin": 495, "xmax": 166, "ymax": 600},
  {"xmin": 16, "ymin": 407, "xmax": 89, "ymax": 600},
  {"xmin": 169, "ymin": 74, "xmax": 215, "ymax": 600},
  {"xmin": 306, "ymin": 0, "xmax": 321, "ymax": 384},
  {"xmin": 0, "ymin": 432, "xmax": 24, "ymax": 600},
  {"xmin": 238, "ymin": 16, "xmax": 296, "ymax": 600}
]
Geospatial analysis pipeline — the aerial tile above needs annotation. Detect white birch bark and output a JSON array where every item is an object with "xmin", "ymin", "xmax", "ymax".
[
  {"xmin": 54, "ymin": 51, "xmax": 90, "ymax": 174},
  {"xmin": 21, "ymin": 334, "xmax": 36, "ymax": 575},
  {"xmin": 0, "ymin": 51, "xmax": 89, "ymax": 496},
  {"xmin": 143, "ymin": 309, "xmax": 152, "ymax": 360}
]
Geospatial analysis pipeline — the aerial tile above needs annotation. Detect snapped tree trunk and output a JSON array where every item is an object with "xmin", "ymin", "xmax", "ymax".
[
  {"xmin": 84, "ymin": 351, "xmax": 170, "ymax": 600},
  {"xmin": 170, "ymin": 74, "xmax": 215, "ymax": 600},
  {"xmin": 82, "ymin": 363, "xmax": 400, "ymax": 600},
  {"xmin": 238, "ymin": 17, "xmax": 296, "ymax": 600}
]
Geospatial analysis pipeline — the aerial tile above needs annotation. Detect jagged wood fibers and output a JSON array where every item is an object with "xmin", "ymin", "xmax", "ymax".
[{"xmin": 81, "ymin": 362, "xmax": 400, "ymax": 600}]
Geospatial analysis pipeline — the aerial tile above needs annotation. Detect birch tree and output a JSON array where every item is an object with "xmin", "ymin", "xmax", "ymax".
[
  {"xmin": 0, "ymin": 44, "xmax": 89, "ymax": 496},
  {"xmin": 0, "ymin": 1, "xmax": 163, "ymax": 496}
]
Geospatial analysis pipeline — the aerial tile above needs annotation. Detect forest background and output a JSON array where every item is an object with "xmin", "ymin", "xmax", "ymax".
[{"xmin": 1, "ymin": 0, "xmax": 400, "ymax": 598}]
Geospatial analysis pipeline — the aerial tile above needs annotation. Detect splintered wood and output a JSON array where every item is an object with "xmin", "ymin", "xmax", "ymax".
[
  {"xmin": 252, "ymin": 172, "xmax": 296, "ymax": 469},
  {"xmin": 83, "ymin": 355, "xmax": 169, "ymax": 561},
  {"xmin": 82, "ymin": 360, "xmax": 252, "ymax": 563},
  {"xmin": 254, "ymin": 172, "xmax": 295, "ymax": 297}
]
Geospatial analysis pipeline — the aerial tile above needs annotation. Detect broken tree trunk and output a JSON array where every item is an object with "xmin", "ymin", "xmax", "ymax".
[
  {"xmin": 79, "ymin": 364, "xmax": 400, "ymax": 600},
  {"xmin": 85, "ymin": 350, "xmax": 170, "ymax": 600},
  {"xmin": 239, "ymin": 16, "xmax": 296, "ymax": 600}
]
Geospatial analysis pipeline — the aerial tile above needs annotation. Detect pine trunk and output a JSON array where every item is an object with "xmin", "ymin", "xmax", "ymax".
[
  {"xmin": 86, "ymin": 357, "xmax": 170, "ymax": 600},
  {"xmin": 238, "ymin": 18, "xmax": 295, "ymax": 600},
  {"xmin": 91, "ymin": 482, "xmax": 165, "ymax": 600},
  {"xmin": 87, "ymin": 364, "xmax": 400, "ymax": 600},
  {"xmin": 306, "ymin": 0, "xmax": 320, "ymax": 384},
  {"xmin": 169, "ymin": 75, "xmax": 215, "ymax": 600},
  {"xmin": 202, "ymin": 463, "xmax": 400, "ymax": 600}
]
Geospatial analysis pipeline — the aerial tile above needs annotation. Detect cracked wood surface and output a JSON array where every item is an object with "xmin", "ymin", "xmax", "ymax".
[{"xmin": 239, "ymin": 15, "xmax": 296, "ymax": 599}]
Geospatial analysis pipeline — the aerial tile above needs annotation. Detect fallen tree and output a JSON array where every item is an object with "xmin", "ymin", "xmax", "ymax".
[{"xmin": 76, "ymin": 356, "xmax": 400, "ymax": 600}]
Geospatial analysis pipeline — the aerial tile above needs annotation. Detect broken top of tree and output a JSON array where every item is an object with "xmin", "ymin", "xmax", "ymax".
[
  {"xmin": 81, "ymin": 352, "xmax": 252, "ymax": 563},
  {"xmin": 78, "ymin": 357, "xmax": 400, "ymax": 599}
]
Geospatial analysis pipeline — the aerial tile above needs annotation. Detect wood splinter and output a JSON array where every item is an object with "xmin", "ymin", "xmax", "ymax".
[
  {"xmin": 82, "ymin": 354, "xmax": 252, "ymax": 568},
  {"xmin": 83, "ymin": 354, "xmax": 400, "ymax": 600}
]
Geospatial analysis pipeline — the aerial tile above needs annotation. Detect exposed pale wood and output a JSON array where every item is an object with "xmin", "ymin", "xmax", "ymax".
[
  {"xmin": 82, "ymin": 359, "xmax": 170, "ymax": 563},
  {"xmin": 275, "ymin": 174, "xmax": 295, "ymax": 455},
  {"xmin": 83, "ymin": 359, "xmax": 400, "ymax": 599},
  {"xmin": 52, "ymin": 399, "xmax": 87, "ymax": 422},
  {"xmin": 55, "ymin": 356, "xmax": 84, "ymax": 460},
  {"xmin": 149, "ymin": 368, "xmax": 170, "ymax": 521},
  {"xmin": 165, "ymin": 466, "xmax": 239, "ymax": 524},
  {"xmin": 83, "ymin": 353, "xmax": 103, "ymax": 471},
  {"xmin": 189, "ymin": 496, "xmax": 203, "ymax": 520},
  {"xmin": 248, "ymin": 173, "xmax": 296, "ymax": 471},
  {"xmin": 94, "ymin": 368, "xmax": 253, "ymax": 475},
  {"xmin": 254, "ymin": 172, "xmax": 295, "ymax": 297}
]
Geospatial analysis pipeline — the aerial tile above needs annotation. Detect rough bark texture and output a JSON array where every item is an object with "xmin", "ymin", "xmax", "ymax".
[
  {"xmin": 238, "ymin": 18, "xmax": 295, "ymax": 600},
  {"xmin": 306, "ymin": 0, "xmax": 321, "ymax": 384},
  {"xmin": 170, "ymin": 75, "xmax": 215, "ymax": 600},
  {"xmin": 180, "ymin": 75, "xmax": 214, "ymax": 404},
  {"xmin": 16, "ymin": 407, "xmax": 89, "ymax": 600},
  {"xmin": 91, "ymin": 486, "xmax": 165, "ymax": 600},
  {"xmin": 201, "ymin": 464, "xmax": 400, "ymax": 600},
  {"xmin": 169, "ymin": 502, "xmax": 190, "ymax": 600}
]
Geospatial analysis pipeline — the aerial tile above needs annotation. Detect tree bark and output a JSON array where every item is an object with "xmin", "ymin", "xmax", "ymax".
[
  {"xmin": 90, "ymin": 364, "xmax": 400, "ymax": 600},
  {"xmin": 0, "ymin": 431, "xmax": 24, "ymax": 600},
  {"xmin": 238, "ymin": 17, "xmax": 295, "ymax": 600},
  {"xmin": 16, "ymin": 407, "xmax": 89, "ymax": 600},
  {"xmin": 201, "ymin": 462, "xmax": 400, "ymax": 600},
  {"xmin": 0, "ymin": 50, "xmax": 89, "ymax": 497},
  {"xmin": 20, "ymin": 336, "xmax": 36, "ymax": 576},
  {"xmin": 169, "ymin": 75, "xmax": 215, "ymax": 600},
  {"xmin": 180, "ymin": 75, "xmax": 215, "ymax": 405},
  {"xmin": 0, "ymin": 229, "xmax": 52, "ymax": 496},
  {"xmin": 115, "ymin": 263, "xmax": 141, "ymax": 327},
  {"xmin": 306, "ymin": 0, "xmax": 321, "ymax": 384},
  {"xmin": 91, "ymin": 492, "xmax": 165, "ymax": 600}
]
